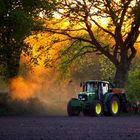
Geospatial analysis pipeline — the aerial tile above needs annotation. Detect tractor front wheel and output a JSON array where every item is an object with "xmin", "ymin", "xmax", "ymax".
[
  {"xmin": 67, "ymin": 99, "xmax": 80, "ymax": 116},
  {"xmin": 90, "ymin": 100, "xmax": 103, "ymax": 116}
]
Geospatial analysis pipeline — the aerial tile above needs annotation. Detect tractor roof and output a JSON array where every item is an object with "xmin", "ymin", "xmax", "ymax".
[{"xmin": 86, "ymin": 80, "xmax": 109, "ymax": 84}]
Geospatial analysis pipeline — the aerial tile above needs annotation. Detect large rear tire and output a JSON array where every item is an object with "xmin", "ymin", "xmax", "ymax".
[
  {"xmin": 107, "ymin": 96, "xmax": 120, "ymax": 116},
  {"xmin": 67, "ymin": 99, "xmax": 80, "ymax": 116},
  {"xmin": 90, "ymin": 100, "xmax": 103, "ymax": 116}
]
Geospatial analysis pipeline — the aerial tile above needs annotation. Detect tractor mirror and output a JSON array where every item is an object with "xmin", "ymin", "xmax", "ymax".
[
  {"xmin": 80, "ymin": 82, "xmax": 83, "ymax": 87},
  {"xmin": 80, "ymin": 82, "xmax": 85, "ymax": 87}
]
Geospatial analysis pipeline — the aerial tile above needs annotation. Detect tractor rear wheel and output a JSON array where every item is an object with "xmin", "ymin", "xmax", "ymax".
[
  {"xmin": 90, "ymin": 100, "xmax": 103, "ymax": 116},
  {"xmin": 107, "ymin": 96, "xmax": 120, "ymax": 116},
  {"xmin": 67, "ymin": 99, "xmax": 80, "ymax": 116}
]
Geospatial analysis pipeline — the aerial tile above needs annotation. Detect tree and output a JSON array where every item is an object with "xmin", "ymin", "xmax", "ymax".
[
  {"xmin": 0, "ymin": 0, "xmax": 56, "ymax": 79},
  {"xmin": 45, "ymin": 0, "xmax": 140, "ymax": 88}
]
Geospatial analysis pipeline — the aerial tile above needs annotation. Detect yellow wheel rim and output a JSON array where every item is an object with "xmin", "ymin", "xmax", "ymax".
[
  {"xmin": 112, "ymin": 100, "xmax": 118, "ymax": 114},
  {"xmin": 96, "ymin": 103, "xmax": 101, "ymax": 114}
]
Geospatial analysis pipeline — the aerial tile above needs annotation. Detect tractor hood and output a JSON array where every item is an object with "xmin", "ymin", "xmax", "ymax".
[
  {"xmin": 78, "ymin": 92, "xmax": 95, "ymax": 95},
  {"xmin": 78, "ymin": 92, "xmax": 95, "ymax": 101}
]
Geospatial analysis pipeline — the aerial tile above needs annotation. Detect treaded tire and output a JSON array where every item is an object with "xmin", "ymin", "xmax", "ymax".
[
  {"xmin": 107, "ymin": 96, "xmax": 120, "ymax": 116},
  {"xmin": 90, "ymin": 100, "xmax": 103, "ymax": 117},
  {"xmin": 67, "ymin": 98, "xmax": 80, "ymax": 116}
]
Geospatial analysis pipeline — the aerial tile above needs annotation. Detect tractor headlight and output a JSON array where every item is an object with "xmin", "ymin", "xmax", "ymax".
[
  {"xmin": 78, "ymin": 94, "xmax": 87, "ymax": 101},
  {"xmin": 81, "ymin": 98, "xmax": 86, "ymax": 101}
]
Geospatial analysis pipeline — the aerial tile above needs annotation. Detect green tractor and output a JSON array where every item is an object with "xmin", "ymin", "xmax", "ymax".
[{"xmin": 67, "ymin": 80, "xmax": 128, "ymax": 116}]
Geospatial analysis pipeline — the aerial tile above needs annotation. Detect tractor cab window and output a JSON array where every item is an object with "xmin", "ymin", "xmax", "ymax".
[
  {"xmin": 84, "ymin": 82, "xmax": 97, "ymax": 93},
  {"xmin": 102, "ymin": 83, "xmax": 109, "ymax": 94}
]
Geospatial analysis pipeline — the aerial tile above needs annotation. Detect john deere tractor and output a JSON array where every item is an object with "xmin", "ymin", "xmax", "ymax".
[{"xmin": 67, "ymin": 80, "xmax": 128, "ymax": 116}]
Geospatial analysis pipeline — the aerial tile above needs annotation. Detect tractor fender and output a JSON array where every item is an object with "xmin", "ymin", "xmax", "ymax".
[
  {"xmin": 104, "ymin": 93, "xmax": 119, "ymax": 104},
  {"xmin": 68, "ymin": 98, "xmax": 81, "ymax": 107}
]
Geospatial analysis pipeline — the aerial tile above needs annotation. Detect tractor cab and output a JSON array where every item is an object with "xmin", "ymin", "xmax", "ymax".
[{"xmin": 79, "ymin": 80, "xmax": 109, "ymax": 100}]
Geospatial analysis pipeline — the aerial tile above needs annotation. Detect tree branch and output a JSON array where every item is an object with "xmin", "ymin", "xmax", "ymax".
[
  {"xmin": 84, "ymin": 16, "xmax": 118, "ymax": 65},
  {"xmin": 90, "ymin": 19, "xmax": 115, "ymax": 37},
  {"xmin": 119, "ymin": 1, "xmax": 132, "ymax": 26},
  {"xmin": 44, "ymin": 27, "xmax": 93, "ymax": 44}
]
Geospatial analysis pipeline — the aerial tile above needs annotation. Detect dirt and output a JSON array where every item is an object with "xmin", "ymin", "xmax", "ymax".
[{"xmin": 0, "ymin": 116, "xmax": 140, "ymax": 140}]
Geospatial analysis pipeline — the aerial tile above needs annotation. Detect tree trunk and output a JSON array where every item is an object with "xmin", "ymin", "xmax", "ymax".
[
  {"xmin": 6, "ymin": 45, "xmax": 21, "ymax": 79},
  {"xmin": 114, "ymin": 63, "xmax": 130, "ymax": 88},
  {"xmin": 7, "ymin": 56, "xmax": 20, "ymax": 79}
]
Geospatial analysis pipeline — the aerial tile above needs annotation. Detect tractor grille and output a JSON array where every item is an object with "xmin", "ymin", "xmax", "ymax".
[{"xmin": 78, "ymin": 94, "xmax": 88, "ymax": 101}]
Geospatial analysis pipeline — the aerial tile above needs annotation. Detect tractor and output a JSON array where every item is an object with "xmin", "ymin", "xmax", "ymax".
[{"xmin": 67, "ymin": 80, "xmax": 128, "ymax": 116}]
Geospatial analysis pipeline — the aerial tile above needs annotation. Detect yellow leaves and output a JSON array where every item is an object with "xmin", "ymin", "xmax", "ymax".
[
  {"xmin": 25, "ymin": 31, "xmax": 66, "ymax": 66},
  {"xmin": 23, "ymin": 18, "xmax": 88, "ymax": 67}
]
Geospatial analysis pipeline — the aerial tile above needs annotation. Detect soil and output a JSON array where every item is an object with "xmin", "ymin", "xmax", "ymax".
[{"xmin": 0, "ymin": 116, "xmax": 140, "ymax": 140}]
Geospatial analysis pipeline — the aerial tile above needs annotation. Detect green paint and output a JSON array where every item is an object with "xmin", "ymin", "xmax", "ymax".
[
  {"xmin": 70, "ymin": 99, "xmax": 81, "ymax": 107},
  {"xmin": 67, "ymin": 80, "xmax": 127, "ymax": 116}
]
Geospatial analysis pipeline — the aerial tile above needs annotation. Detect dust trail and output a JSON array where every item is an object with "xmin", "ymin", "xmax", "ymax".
[{"xmin": 9, "ymin": 65, "xmax": 81, "ymax": 116}]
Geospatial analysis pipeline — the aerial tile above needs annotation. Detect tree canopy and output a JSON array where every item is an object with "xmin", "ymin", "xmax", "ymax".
[
  {"xmin": 45, "ymin": 0, "xmax": 140, "ymax": 87},
  {"xmin": 0, "ymin": 0, "xmax": 56, "ymax": 79}
]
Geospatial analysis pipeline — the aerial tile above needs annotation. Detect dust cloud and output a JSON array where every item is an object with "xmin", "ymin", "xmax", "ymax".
[{"xmin": 9, "ymin": 66, "xmax": 81, "ymax": 116}]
